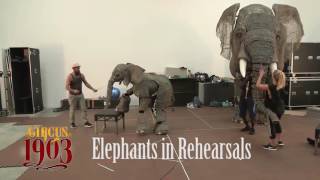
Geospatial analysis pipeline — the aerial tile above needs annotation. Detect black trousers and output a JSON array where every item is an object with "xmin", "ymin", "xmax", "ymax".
[{"xmin": 239, "ymin": 97, "xmax": 256, "ymax": 127}]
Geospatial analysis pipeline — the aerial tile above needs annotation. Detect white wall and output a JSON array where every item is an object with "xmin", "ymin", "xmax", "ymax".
[{"xmin": 0, "ymin": 0, "xmax": 319, "ymax": 108}]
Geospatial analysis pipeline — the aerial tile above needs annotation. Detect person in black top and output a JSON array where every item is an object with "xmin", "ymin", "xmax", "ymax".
[
  {"xmin": 256, "ymin": 66, "xmax": 286, "ymax": 151},
  {"xmin": 66, "ymin": 63, "xmax": 98, "ymax": 128},
  {"xmin": 239, "ymin": 75, "xmax": 256, "ymax": 135}
]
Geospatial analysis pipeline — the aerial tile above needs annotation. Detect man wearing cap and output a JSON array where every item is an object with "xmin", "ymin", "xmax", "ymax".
[{"xmin": 66, "ymin": 63, "xmax": 98, "ymax": 128}]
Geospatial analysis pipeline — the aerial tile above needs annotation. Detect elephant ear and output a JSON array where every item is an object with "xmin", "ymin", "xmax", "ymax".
[
  {"xmin": 216, "ymin": 3, "xmax": 240, "ymax": 60},
  {"xmin": 272, "ymin": 4, "xmax": 304, "ymax": 49},
  {"xmin": 272, "ymin": 4, "xmax": 304, "ymax": 70},
  {"xmin": 126, "ymin": 63, "xmax": 145, "ymax": 84}
]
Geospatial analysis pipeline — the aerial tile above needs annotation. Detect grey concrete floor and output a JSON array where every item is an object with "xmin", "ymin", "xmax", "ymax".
[{"xmin": 0, "ymin": 107, "xmax": 319, "ymax": 180}]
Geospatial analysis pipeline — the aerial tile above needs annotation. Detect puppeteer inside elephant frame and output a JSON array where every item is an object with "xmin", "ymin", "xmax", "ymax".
[{"xmin": 216, "ymin": 3, "xmax": 304, "ymax": 122}]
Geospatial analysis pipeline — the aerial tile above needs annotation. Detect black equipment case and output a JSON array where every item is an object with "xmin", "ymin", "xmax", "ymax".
[
  {"xmin": 3, "ymin": 47, "xmax": 44, "ymax": 114},
  {"xmin": 169, "ymin": 78, "xmax": 197, "ymax": 106},
  {"xmin": 198, "ymin": 82, "xmax": 234, "ymax": 106},
  {"xmin": 284, "ymin": 77, "xmax": 320, "ymax": 108},
  {"xmin": 286, "ymin": 43, "xmax": 320, "ymax": 75}
]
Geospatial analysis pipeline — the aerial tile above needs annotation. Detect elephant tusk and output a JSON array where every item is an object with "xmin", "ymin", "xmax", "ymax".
[
  {"xmin": 239, "ymin": 59, "xmax": 247, "ymax": 78},
  {"xmin": 270, "ymin": 63, "xmax": 278, "ymax": 73}
]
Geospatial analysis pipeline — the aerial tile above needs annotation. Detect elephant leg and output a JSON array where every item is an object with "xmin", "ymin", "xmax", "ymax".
[
  {"xmin": 136, "ymin": 98, "xmax": 151, "ymax": 135},
  {"xmin": 153, "ymin": 108, "xmax": 168, "ymax": 135},
  {"xmin": 153, "ymin": 100, "xmax": 168, "ymax": 135}
]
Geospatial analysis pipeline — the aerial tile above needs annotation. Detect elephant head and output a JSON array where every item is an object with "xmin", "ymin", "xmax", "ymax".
[
  {"xmin": 106, "ymin": 63, "xmax": 145, "ymax": 105},
  {"xmin": 216, "ymin": 3, "xmax": 304, "ymax": 115}
]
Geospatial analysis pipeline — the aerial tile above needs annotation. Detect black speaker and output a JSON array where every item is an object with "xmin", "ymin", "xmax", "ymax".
[{"xmin": 169, "ymin": 78, "xmax": 197, "ymax": 106}]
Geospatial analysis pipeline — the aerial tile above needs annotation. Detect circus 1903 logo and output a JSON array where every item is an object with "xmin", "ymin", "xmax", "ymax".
[{"xmin": 23, "ymin": 126, "xmax": 72, "ymax": 170}]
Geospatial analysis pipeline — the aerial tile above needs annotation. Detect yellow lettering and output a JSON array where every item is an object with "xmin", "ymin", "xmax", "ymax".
[
  {"xmin": 61, "ymin": 127, "xmax": 69, "ymax": 137},
  {"xmin": 41, "ymin": 127, "xmax": 47, "ymax": 141}
]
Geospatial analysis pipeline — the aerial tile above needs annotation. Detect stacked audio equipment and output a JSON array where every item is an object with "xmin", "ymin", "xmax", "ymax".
[
  {"xmin": 3, "ymin": 47, "xmax": 43, "ymax": 114},
  {"xmin": 283, "ymin": 43, "xmax": 320, "ymax": 109}
]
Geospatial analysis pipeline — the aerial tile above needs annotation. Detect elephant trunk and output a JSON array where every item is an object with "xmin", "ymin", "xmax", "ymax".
[
  {"xmin": 106, "ymin": 77, "xmax": 115, "ymax": 106},
  {"xmin": 251, "ymin": 63, "xmax": 268, "ymax": 102},
  {"xmin": 250, "ymin": 63, "xmax": 280, "ymax": 123}
]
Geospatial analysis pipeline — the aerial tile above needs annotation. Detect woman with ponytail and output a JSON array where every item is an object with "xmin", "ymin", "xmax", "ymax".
[{"xmin": 256, "ymin": 67, "xmax": 286, "ymax": 151}]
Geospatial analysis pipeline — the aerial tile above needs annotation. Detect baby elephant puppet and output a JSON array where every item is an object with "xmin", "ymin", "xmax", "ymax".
[{"xmin": 106, "ymin": 63, "xmax": 174, "ymax": 135}]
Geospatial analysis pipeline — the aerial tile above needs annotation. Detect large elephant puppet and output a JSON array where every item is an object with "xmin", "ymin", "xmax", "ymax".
[
  {"xmin": 216, "ymin": 3, "xmax": 304, "ymax": 121},
  {"xmin": 106, "ymin": 63, "xmax": 174, "ymax": 135}
]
